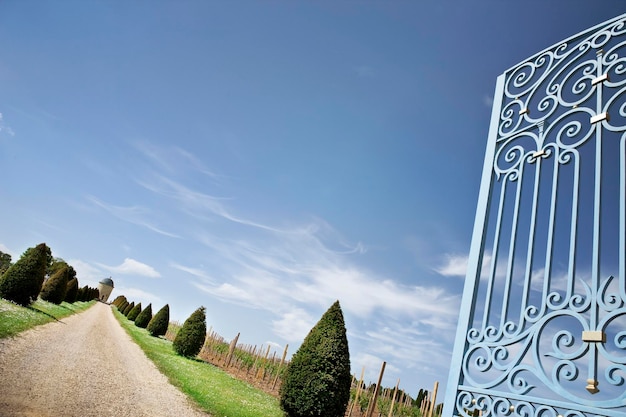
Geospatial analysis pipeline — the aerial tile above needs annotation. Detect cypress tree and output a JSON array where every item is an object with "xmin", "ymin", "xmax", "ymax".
[
  {"xmin": 147, "ymin": 304, "xmax": 169, "ymax": 337},
  {"xmin": 0, "ymin": 243, "xmax": 51, "ymax": 306},
  {"xmin": 134, "ymin": 303, "xmax": 152, "ymax": 328},
  {"xmin": 64, "ymin": 278, "xmax": 79, "ymax": 303},
  {"xmin": 76, "ymin": 285, "xmax": 84, "ymax": 301},
  {"xmin": 127, "ymin": 302, "xmax": 142, "ymax": 321},
  {"xmin": 118, "ymin": 296, "xmax": 127, "ymax": 306},
  {"xmin": 122, "ymin": 301, "xmax": 135, "ymax": 316},
  {"xmin": 173, "ymin": 306, "xmax": 206, "ymax": 357},
  {"xmin": 279, "ymin": 301, "xmax": 351, "ymax": 417},
  {"xmin": 112, "ymin": 295, "xmax": 126, "ymax": 307},
  {"xmin": 118, "ymin": 300, "xmax": 129, "ymax": 313},
  {"xmin": 89, "ymin": 286, "xmax": 100, "ymax": 300},
  {"xmin": 39, "ymin": 265, "xmax": 69, "ymax": 304}
]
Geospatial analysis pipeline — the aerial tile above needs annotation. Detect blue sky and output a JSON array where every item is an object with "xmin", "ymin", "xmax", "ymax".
[{"xmin": 1, "ymin": 1, "xmax": 625, "ymax": 399}]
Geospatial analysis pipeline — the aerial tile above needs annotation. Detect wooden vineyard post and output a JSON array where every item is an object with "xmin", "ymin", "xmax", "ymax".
[
  {"xmin": 256, "ymin": 345, "xmax": 271, "ymax": 380},
  {"xmin": 224, "ymin": 332, "xmax": 240, "ymax": 368},
  {"xmin": 427, "ymin": 381, "xmax": 439, "ymax": 417},
  {"xmin": 421, "ymin": 393, "xmax": 429, "ymax": 415},
  {"xmin": 387, "ymin": 378, "xmax": 399, "ymax": 417},
  {"xmin": 272, "ymin": 344, "xmax": 288, "ymax": 390},
  {"xmin": 248, "ymin": 345, "xmax": 258, "ymax": 375},
  {"xmin": 365, "ymin": 361, "xmax": 386, "ymax": 417},
  {"xmin": 347, "ymin": 366, "xmax": 365, "ymax": 417}
]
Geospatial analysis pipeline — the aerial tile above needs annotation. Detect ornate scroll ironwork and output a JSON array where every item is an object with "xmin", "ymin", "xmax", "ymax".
[{"xmin": 444, "ymin": 14, "xmax": 626, "ymax": 417}]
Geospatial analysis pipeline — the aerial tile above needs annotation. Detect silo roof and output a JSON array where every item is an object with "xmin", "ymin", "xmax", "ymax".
[{"xmin": 99, "ymin": 277, "xmax": 114, "ymax": 287}]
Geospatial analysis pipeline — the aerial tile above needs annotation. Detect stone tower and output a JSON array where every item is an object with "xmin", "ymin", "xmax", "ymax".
[{"xmin": 97, "ymin": 277, "xmax": 114, "ymax": 303}]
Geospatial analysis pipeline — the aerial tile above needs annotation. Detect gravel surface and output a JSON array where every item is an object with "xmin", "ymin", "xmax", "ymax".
[{"xmin": 0, "ymin": 302, "xmax": 209, "ymax": 417}]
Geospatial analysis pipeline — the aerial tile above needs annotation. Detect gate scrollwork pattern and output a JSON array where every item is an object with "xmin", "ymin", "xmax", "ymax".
[{"xmin": 445, "ymin": 14, "xmax": 626, "ymax": 417}]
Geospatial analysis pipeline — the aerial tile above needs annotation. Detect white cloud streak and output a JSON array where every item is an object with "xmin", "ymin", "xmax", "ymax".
[
  {"xmin": 170, "ymin": 262, "xmax": 213, "ymax": 281},
  {"xmin": 116, "ymin": 286, "xmax": 162, "ymax": 304},
  {"xmin": 435, "ymin": 254, "xmax": 470, "ymax": 277},
  {"xmin": 68, "ymin": 259, "xmax": 105, "ymax": 282},
  {"xmin": 0, "ymin": 113, "xmax": 15, "ymax": 137},
  {"xmin": 87, "ymin": 195, "xmax": 180, "ymax": 238},
  {"xmin": 0, "ymin": 243, "xmax": 18, "ymax": 259},
  {"xmin": 97, "ymin": 258, "xmax": 161, "ymax": 278},
  {"xmin": 129, "ymin": 141, "xmax": 462, "ymax": 385}
]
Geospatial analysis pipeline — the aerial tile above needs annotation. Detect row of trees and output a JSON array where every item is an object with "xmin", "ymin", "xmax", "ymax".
[
  {"xmin": 111, "ymin": 295, "xmax": 170, "ymax": 338},
  {"xmin": 114, "ymin": 295, "xmax": 209, "ymax": 357},
  {"xmin": 0, "ymin": 243, "xmax": 99, "ymax": 306},
  {"xmin": 113, "ymin": 292, "xmax": 352, "ymax": 417},
  {"xmin": 0, "ymin": 244, "xmax": 432, "ymax": 416}
]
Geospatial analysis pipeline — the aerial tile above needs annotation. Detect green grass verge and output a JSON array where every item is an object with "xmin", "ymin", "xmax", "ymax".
[
  {"xmin": 0, "ymin": 298, "xmax": 96, "ymax": 339},
  {"xmin": 112, "ymin": 307, "xmax": 284, "ymax": 417}
]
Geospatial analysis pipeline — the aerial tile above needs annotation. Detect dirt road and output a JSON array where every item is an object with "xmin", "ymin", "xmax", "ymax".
[{"xmin": 0, "ymin": 302, "xmax": 208, "ymax": 417}]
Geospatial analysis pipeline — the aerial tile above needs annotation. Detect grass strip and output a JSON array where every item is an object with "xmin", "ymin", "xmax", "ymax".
[
  {"xmin": 112, "ymin": 307, "xmax": 283, "ymax": 417},
  {"xmin": 0, "ymin": 299, "xmax": 96, "ymax": 339}
]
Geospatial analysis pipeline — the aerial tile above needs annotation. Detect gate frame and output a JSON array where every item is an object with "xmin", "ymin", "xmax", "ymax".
[{"xmin": 443, "ymin": 13, "xmax": 626, "ymax": 417}]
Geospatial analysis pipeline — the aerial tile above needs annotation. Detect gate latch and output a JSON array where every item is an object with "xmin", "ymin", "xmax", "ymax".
[{"xmin": 582, "ymin": 331, "xmax": 605, "ymax": 343}]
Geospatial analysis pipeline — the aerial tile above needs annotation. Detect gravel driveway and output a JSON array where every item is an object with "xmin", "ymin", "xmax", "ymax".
[{"xmin": 0, "ymin": 302, "xmax": 209, "ymax": 417}]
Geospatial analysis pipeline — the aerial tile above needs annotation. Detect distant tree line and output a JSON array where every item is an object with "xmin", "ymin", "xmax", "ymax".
[{"xmin": 0, "ymin": 243, "xmax": 100, "ymax": 306}]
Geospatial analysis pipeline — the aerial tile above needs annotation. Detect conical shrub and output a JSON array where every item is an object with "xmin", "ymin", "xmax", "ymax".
[
  {"xmin": 113, "ymin": 295, "xmax": 127, "ymax": 308},
  {"xmin": 173, "ymin": 306, "xmax": 206, "ymax": 357},
  {"xmin": 123, "ymin": 301, "xmax": 135, "ymax": 316},
  {"xmin": 279, "ymin": 300, "xmax": 351, "ymax": 417},
  {"xmin": 111, "ymin": 295, "xmax": 126, "ymax": 307},
  {"xmin": 117, "ymin": 300, "xmax": 129, "ymax": 313},
  {"xmin": 127, "ymin": 302, "xmax": 142, "ymax": 321},
  {"xmin": 147, "ymin": 304, "xmax": 169, "ymax": 337},
  {"xmin": 92, "ymin": 287, "xmax": 100, "ymax": 300},
  {"xmin": 39, "ymin": 265, "xmax": 69, "ymax": 304},
  {"xmin": 64, "ymin": 278, "xmax": 79, "ymax": 303},
  {"xmin": 134, "ymin": 303, "xmax": 152, "ymax": 328},
  {"xmin": 0, "ymin": 243, "xmax": 51, "ymax": 306}
]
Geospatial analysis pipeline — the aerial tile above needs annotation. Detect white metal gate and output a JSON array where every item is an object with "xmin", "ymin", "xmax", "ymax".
[{"xmin": 443, "ymin": 14, "xmax": 626, "ymax": 417}]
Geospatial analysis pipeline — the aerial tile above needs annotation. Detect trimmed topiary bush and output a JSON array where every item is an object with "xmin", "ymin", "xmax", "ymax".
[
  {"xmin": 118, "ymin": 300, "xmax": 129, "ymax": 313},
  {"xmin": 134, "ymin": 303, "xmax": 152, "ymax": 328},
  {"xmin": 64, "ymin": 278, "xmax": 79, "ymax": 303},
  {"xmin": 89, "ymin": 286, "xmax": 99, "ymax": 300},
  {"xmin": 0, "ymin": 243, "xmax": 51, "ymax": 306},
  {"xmin": 173, "ymin": 306, "xmax": 206, "ymax": 357},
  {"xmin": 127, "ymin": 302, "xmax": 142, "ymax": 321},
  {"xmin": 122, "ymin": 301, "xmax": 135, "ymax": 316},
  {"xmin": 147, "ymin": 304, "xmax": 169, "ymax": 337},
  {"xmin": 279, "ymin": 300, "xmax": 351, "ymax": 417},
  {"xmin": 112, "ymin": 295, "xmax": 126, "ymax": 307},
  {"xmin": 39, "ymin": 265, "xmax": 69, "ymax": 304}
]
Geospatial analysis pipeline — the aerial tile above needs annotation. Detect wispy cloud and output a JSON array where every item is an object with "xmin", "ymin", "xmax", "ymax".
[
  {"xmin": 0, "ymin": 243, "xmax": 18, "ymax": 259},
  {"xmin": 132, "ymin": 141, "xmax": 224, "ymax": 181},
  {"xmin": 116, "ymin": 286, "xmax": 162, "ymax": 304},
  {"xmin": 132, "ymin": 141, "xmax": 176, "ymax": 173},
  {"xmin": 97, "ymin": 257, "xmax": 161, "ymax": 278},
  {"xmin": 271, "ymin": 308, "xmax": 314, "ymax": 341},
  {"xmin": 173, "ymin": 147, "xmax": 222, "ymax": 179},
  {"xmin": 170, "ymin": 262, "xmax": 213, "ymax": 281},
  {"xmin": 0, "ymin": 113, "xmax": 15, "ymax": 137},
  {"xmin": 184, "ymin": 223, "xmax": 460, "ymax": 343},
  {"xmin": 87, "ymin": 195, "xmax": 180, "ymax": 238},
  {"xmin": 132, "ymin": 141, "xmax": 461, "ymax": 384},
  {"xmin": 435, "ymin": 254, "xmax": 470, "ymax": 277},
  {"xmin": 435, "ymin": 253, "xmax": 495, "ymax": 279},
  {"xmin": 68, "ymin": 259, "xmax": 105, "ymax": 283}
]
